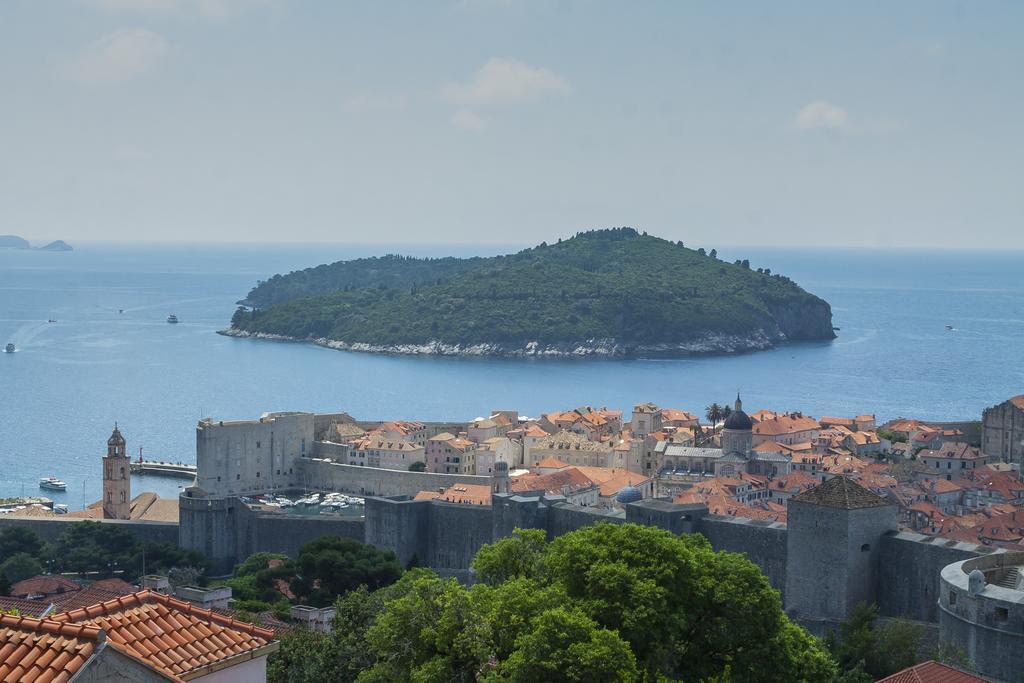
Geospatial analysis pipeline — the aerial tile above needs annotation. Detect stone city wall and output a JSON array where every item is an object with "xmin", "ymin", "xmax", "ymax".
[
  {"xmin": 696, "ymin": 515, "xmax": 789, "ymax": 594},
  {"xmin": 876, "ymin": 531, "xmax": 992, "ymax": 623},
  {"xmin": 299, "ymin": 458, "xmax": 490, "ymax": 497}
]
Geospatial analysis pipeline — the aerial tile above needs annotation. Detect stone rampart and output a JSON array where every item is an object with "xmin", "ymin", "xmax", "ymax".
[
  {"xmin": 877, "ymin": 531, "xmax": 994, "ymax": 623},
  {"xmin": 696, "ymin": 515, "xmax": 788, "ymax": 593},
  {"xmin": 299, "ymin": 459, "xmax": 489, "ymax": 497}
]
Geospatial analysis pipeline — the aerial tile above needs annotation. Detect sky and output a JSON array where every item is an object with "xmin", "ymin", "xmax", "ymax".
[{"xmin": 1, "ymin": 1, "xmax": 1021, "ymax": 248}]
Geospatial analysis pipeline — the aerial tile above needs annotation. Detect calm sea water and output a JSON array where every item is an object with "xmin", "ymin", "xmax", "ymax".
[{"xmin": 1, "ymin": 242, "xmax": 1022, "ymax": 510}]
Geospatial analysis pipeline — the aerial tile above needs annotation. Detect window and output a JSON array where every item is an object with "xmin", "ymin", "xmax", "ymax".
[
  {"xmin": 256, "ymin": 441, "xmax": 261, "ymax": 448},
  {"xmin": 949, "ymin": 591, "xmax": 957, "ymax": 606},
  {"xmin": 236, "ymin": 474, "xmax": 240, "ymax": 480},
  {"xmin": 995, "ymin": 607, "xmax": 1009, "ymax": 621}
]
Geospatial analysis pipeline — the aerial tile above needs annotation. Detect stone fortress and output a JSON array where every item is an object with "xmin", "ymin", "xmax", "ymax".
[{"xmin": 177, "ymin": 399, "xmax": 1024, "ymax": 682}]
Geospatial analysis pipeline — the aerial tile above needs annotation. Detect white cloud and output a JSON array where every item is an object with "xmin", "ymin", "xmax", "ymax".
[
  {"xmin": 63, "ymin": 28, "xmax": 168, "ymax": 84},
  {"xmin": 794, "ymin": 101, "xmax": 850, "ymax": 131},
  {"xmin": 451, "ymin": 109, "xmax": 485, "ymax": 132},
  {"xmin": 440, "ymin": 57, "xmax": 569, "ymax": 107}
]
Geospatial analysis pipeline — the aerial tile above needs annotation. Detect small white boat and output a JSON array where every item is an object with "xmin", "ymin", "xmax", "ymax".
[
  {"xmin": 945, "ymin": 324, "xmax": 954, "ymax": 331},
  {"xmin": 39, "ymin": 476, "xmax": 67, "ymax": 491},
  {"xmin": 167, "ymin": 314, "xmax": 179, "ymax": 324},
  {"xmin": 4, "ymin": 343, "xmax": 14, "ymax": 353}
]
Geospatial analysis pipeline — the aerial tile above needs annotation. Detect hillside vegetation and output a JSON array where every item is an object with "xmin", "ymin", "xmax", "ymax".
[{"xmin": 228, "ymin": 228, "xmax": 835, "ymax": 356}]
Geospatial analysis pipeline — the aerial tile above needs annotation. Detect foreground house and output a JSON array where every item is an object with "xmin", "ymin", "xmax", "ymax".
[
  {"xmin": 0, "ymin": 613, "xmax": 176, "ymax": 682},
  {"xmin": 47, "ymin": 590, "xmax": 279, "ymax": 681}
]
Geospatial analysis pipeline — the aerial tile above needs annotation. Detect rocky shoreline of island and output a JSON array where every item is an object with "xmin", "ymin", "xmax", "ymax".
[{"xmin": 218, "ymin": 328, "xmax": 786, "ymax": 358}]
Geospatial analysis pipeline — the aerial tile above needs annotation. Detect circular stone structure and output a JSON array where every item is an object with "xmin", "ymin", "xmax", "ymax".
[{"xmin": 939, "ymin": 551, "xmax": 1024, "ymax": 682}]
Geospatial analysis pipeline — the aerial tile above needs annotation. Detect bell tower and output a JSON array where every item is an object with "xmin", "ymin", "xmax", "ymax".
[{"xmin": 103, "ymin": 424, "xmax": 131, "ymax": 520}]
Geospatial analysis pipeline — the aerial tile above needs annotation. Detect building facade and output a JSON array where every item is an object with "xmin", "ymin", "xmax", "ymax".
[{"xmin": 982, "ymin": 396, "xmax": 1024, "ymax": 469}]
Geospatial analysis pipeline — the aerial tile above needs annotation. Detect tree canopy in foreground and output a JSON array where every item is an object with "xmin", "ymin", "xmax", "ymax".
[{"xmin": 269, "ymin": 523, "xmax": 837, "ymax": 682}]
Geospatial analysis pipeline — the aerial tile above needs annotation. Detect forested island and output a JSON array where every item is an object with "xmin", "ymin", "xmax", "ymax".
[
  {"xmin": 0, "ymin": 235, "xmax": 73, "ymax": 251},
  {"xmin": 225, "ymin": 228, "xmax": 835, "ymax": 357}
]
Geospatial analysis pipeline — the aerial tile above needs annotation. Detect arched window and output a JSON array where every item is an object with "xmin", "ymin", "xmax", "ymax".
[
  {"xmin": 120, "ymin": 491, "xmax": 126, "ymax": 503},
  {"xmin": 120, "ymin": 467, "xmax": 125, "ymax": 479},
  {"xmin": 860, "ymin": 543, "xmax": 871, "ymax": 552}
]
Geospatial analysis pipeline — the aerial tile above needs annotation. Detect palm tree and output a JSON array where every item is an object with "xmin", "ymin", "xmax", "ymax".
[
  {"xmin": 721, "ymin": 405, "xmax": 732, "ymax": 422},
  {"xmin": 705, "ymin": 403, "xmax": 723, "ymax": 433}
]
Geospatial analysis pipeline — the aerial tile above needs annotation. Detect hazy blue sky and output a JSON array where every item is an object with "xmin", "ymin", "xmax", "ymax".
[{"xmin": 2, "ymin": 1, "xmax": 1021, "ymax": 248}]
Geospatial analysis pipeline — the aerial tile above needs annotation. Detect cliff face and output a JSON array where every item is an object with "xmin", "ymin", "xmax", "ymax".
[
  {"xmin": 765, "ymin": 297, "xmax": 836, "ymax": 341},
  {"xmin": 228, "ymin": 228, "xmax": 837, "ymax": 357}
]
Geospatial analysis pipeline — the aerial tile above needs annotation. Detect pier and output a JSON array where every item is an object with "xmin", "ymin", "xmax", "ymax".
[{"xmin": 129, "ymin": 461, "xmax": 197, "ymax": 480}]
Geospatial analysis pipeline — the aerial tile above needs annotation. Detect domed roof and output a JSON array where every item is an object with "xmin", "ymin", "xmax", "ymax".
[
  {"xmin": 723, "ymin": 395, "xmax": 753, "ymax": 431},
  {"xmin": 616, "ymin": 486, "xmax": 643, "ymax": 505}
]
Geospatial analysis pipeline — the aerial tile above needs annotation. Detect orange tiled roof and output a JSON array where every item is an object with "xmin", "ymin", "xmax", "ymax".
[
  {"xmin": 752, "ymin": 413, "xmax": 820, "ymax": 437},
  {"xmin": 877, "ymin": 660, "xmax": 988, "ymax": 683},
  {"xmin": 52, "ymin": 590, "xmax": 277, "ymax": 678},
  {"xmin": 10, "ymin": 576, "xmax": 80, "ymax": 600},
  {"xmin": 0, "ymin": 614, "xmax": 109, "ymax": 683},
  {"xmin": 573, "ymin": 467, "xmax": 650, "ymax": 497},
  {"xmin": 534, "ymin": 457, "xmax": 569, "ymax": 469}
]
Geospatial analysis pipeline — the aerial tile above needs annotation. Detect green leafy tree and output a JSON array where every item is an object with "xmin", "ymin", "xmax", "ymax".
[
  {"xmin": 490, "ymin": 606, "xmax": 637, "ymax": 682},
  {"xmin": 471, "ymin": 528, "xmax": 547, "ymax": 585},
  {"xmin": 0, "ymin": 552, "xmax": 43, "ymax": 585},
  {"xmin": 544, "ymin": 523, "xmax": 836, "ymax": 682},
  {"xmin": 0, "ymin": 527, "xmax": 45, "ymax": 562},
  {"xmin": 290, "ymin": 536, "xmax": 401, "ymax": 607},
  {"xmin": 829, "ymin": 602, "xmax": 923, "ymax": 678},
  {"xmin": 270, "ymin": 525, "xmax": 836, "ymax": 683},
  {"xmin": 360, "ymin": 573, "xmax": 491, "ymax": 682},
  {"xmin": 267, "ymin": 628, "xmax": 336, "ymax": 683},
  {"xmin": 233, "ymin": 552, "xmax": 288, "ymax": 578}
]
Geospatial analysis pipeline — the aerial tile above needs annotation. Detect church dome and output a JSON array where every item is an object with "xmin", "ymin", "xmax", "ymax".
[
  {"xmin": 722, "ymin": 394, "xmax": 753, "ymax": 431},
  {"xmin": 723, "ymin": 410, "xmax": 753, "ymax": 431},
  {"xmin": 616, "ymin": 486, "xmax": 643, "ymax": 505}
]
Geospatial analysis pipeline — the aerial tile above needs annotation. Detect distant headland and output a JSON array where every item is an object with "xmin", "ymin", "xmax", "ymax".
[
  {"xmin": 0, "ymin": 235, "xmax": 74, "ymax": 251},
  {"xmin": 224, "ymin": 228, "xmax": 836, "ymax": 358}
]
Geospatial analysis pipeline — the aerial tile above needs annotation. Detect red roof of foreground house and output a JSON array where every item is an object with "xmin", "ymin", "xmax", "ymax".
[
  {"xmin": 876, "ymin": 659, "xmax": 989, "ymax": 682},
  {"xmin": 0, "ymin": 614, "xmax": 109, "ymax": 683},
  {"xmin": 52, "ymin": 590, "xmax": 277, "ymax": 679}
]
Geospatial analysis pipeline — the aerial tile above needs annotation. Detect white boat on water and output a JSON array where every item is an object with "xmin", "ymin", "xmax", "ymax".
[
  {"xmin": 39, "ymin": 476, "xmax": 67, "ymax": 491},
  {"xmin": 167, "ymin": 314, "xmax": 179, "ymax": 324},
  {"xmin": 4, "ymin": 343, "xmax": 14, "ymax": 353}
]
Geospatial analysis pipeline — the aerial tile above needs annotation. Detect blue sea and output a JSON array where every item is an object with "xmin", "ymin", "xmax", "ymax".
[{"xmin": 1, "ymin": 242, "xmax": 1023, "ymax": 510}]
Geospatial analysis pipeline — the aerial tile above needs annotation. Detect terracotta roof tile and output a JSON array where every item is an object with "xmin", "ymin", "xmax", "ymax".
[
  {"xmin": 876, "ymin": 660, "xmax": 989, "ymax": 682},
  {"xmin": 51, "ymin": 590, "xmax": 277, "ymax": 678},
  {"xmin": 0, "ymin": 614, "xmax": 106, "ymax": 683}
]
